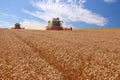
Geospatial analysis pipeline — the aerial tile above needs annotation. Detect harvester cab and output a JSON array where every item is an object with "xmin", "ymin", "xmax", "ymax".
[
  {"xmin": 12, "ymin": 23, "xmax": 24, "ymax": 29},
  {"xmin": 52, "ymin": 18, "xmax": 63, "ymax": 26}
]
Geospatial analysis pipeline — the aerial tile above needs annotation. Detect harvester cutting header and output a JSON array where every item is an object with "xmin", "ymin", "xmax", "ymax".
[{"xmin": 46, "ymin": 18, "xmax": 72, "ymax": 30}]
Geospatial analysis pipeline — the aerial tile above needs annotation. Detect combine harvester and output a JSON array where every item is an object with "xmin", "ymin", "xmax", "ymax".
[
  {"xmin": 11, "ymin": 23, "xmax": 24, "ymax": 29},
  {"xmin": 46, "ymin": 18, "xmax": 72, "ymax": 30}
]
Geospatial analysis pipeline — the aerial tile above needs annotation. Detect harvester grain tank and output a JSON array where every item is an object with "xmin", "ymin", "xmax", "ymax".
[
  {"xmin": 46, "ymin": 18, "xmax": 72, "ymax": 30},
  {"xmin": 12, "ymin": 23, "xmax": 24, "ymax": 29}
]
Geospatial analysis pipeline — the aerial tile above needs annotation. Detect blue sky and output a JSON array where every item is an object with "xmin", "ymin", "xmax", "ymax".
[{"xmin": 0, "ymin": 0, "xmax": 120, "ymax": 29}]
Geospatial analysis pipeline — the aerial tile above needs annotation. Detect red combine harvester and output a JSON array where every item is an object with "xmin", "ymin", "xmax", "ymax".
[
  {"xmin": 46, "ymin": 18, "xmax": 72, "ymax": 30},
  {"xmin": 12, "ymin": 23, "xmax": 24, "ymax": 29}
]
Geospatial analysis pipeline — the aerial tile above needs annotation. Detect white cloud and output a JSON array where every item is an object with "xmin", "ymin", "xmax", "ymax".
[
  {"xmin": 20, "ymin": 19, "xmax": 46, "ymax": 30},
  {"xmin": 0, "ymin": 12, "xmax": 46, "ymax": 30},
  {"xmin": 0, "ymin": 13, "xmax": 20, "ymax": 28},
  {"xmin": 104, "ymin": 0, "xmax": 117, "ymax": 3},
  {"xmin": 23, "ymin": 0, "xmax": 107, "ymax": 26},
  {"xmin": 0, "ymin": 19, "xmax": 46, "ymax": 30},
  {"xmin": 0, "ymin": 21, "xmax": 13, "ymax": 28},
  {"xmin": 0, "ymin": 12, "xmax": 19, "ymax": 18}
]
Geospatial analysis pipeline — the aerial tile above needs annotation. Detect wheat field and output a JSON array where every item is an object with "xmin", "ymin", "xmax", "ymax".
[{"xmin": 0, "ymin": 28, "xmax": 120, "ymax": 80}]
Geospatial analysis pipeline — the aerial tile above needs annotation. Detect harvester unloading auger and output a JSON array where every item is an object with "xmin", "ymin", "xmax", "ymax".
[{"xmin": 46, "ymin": 18, "xmax": 72, "ymax": 30}]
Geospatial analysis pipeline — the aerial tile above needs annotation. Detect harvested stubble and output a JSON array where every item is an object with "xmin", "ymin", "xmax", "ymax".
[{"xmin": 0, "ymin": 29, "xmax": 120, "ymax": 80}]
